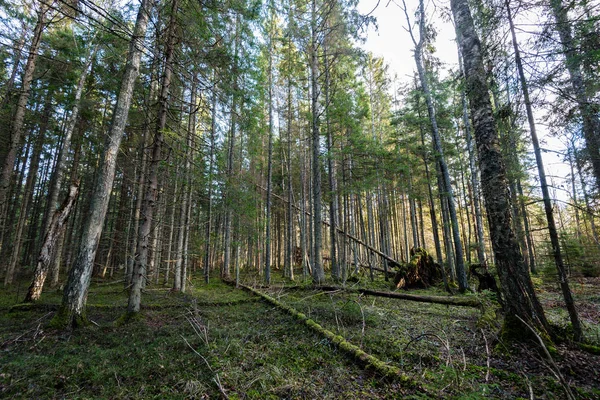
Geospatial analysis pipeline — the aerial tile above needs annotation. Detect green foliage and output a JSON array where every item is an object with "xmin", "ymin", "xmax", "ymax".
[{"xmin": 539, "ymin": 232, "xmax": 600, "ymax": 278}]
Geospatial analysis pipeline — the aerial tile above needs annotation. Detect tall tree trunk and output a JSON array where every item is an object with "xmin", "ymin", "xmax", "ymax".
[
  {"xmin": 406, "ymin": 0, "xmax": 467, "ymax": 291},
  {"xmin": 310, "ymin": 0, "xmax": 324, "ymax": 283},
  {"xmin": 4, "ymin": 116, "xmax": 46, "ymax": 286},
  {"xmin": 265, "ymin": 9, "xmax": 275, "ymax": 285},
  {"xmin": 128, "ymin": 0, "xmax": 177, "ymax": 314},
  {"xmin": 0, "ymin": 3, "xmax": 46, "ymax": 225},
  {"xmin": 324, "ymin": 35, "xmax": 339, "ymax": 281},
  {"xmin": 286, "ymin": 49, "xmax": 294, "ymax": 281},
  {"xmin": 550, "ymin": 0, "xmax": 600, "ymax": 190},
  {"xmin": 204, "ymin": 80, "xmax": 217, "ymax": 284},
  {"xmin": 173, "ymin": 77, "xmax": 196, "ymax": 291},
  {"xmin": 574, "ymin": 146, "xmax": 600, "ymax": 245},
  {"xmin": 54, "ymin": 0, "xmax": 152, "ymax": 328},
  {"xmin": 507, "ymin": 0, "xmax": 582, "ymax": 341},
  {"xmin": 451, "ymin": 0, "xmax": 550, "ymax": 337},
  {"xmin": 165, "ymin": 165, "xmax": 179, "ymax": 286}
]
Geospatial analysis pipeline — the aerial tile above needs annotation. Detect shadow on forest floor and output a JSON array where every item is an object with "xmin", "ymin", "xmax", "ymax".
[{"xmin": 0, "ymin": 273, "xmax": 599, "ymax": 399}]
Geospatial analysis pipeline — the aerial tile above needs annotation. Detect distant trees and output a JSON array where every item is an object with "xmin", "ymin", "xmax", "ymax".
[{"xmin": 0, "ymin": 0, "xmax": 596, "ymax": 343}]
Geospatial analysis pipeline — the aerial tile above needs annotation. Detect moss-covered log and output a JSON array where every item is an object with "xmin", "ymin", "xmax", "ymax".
[
  {"xmin": 314, "ymin": 286, "xmax": 482, "ymax": 308},
  {"xmin": 227, "ymin": 280, "xmax": 415, "ymax": 383}
]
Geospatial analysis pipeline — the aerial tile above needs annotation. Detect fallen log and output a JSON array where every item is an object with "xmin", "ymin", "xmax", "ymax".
[
  {"xmin": 255, "ymin": 184, "xmax": 401, "ymax": 268},
  {"xmin": 311, "ymin": 286, "xmax": 482, "ymax": 308},
  {"xmin": 223, "ymin": 279, "xmax": 417, "ymax": 384}
]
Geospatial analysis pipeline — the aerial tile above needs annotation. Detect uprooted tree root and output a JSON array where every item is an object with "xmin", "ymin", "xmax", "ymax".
[{"xmin": 392, "ymin": 247, "xmax": 444, "ymax": 290}]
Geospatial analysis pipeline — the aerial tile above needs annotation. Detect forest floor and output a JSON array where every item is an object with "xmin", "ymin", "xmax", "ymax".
[{"xmin": 0, "ymin": 272, "xmax": 599, "ymax": 399}]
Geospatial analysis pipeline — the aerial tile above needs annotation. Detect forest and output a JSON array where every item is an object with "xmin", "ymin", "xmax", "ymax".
[{"xmin": 0, "ymin": 0, "xmax": 599, "ymax": 398}]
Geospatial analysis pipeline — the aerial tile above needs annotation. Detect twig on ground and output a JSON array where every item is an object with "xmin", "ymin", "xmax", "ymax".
[
  {"xmin": 213, "ymin": 373, "xmax": 229, "ymax": 399},
  {"xmin": 181, "ymin": 334, "xmax": 213, "ymax": 372},
  {"xmin": 515, "ymin": 315, "xmax": 576, "ymax": 400},
  {"xmin": 481, "ymin": 329, "xmax": 490, "ymax": 382}
]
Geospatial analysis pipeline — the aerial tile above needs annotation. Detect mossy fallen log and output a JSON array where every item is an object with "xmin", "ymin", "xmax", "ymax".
[
  {"xmin": 228, "ymin": 280, "xmax": 415, "ymax": 383},
  {"xmin": 314, "ymin": 286, "xmax": 483, "ymax": 308}
]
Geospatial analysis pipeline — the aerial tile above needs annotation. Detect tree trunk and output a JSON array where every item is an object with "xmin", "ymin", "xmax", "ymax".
[
  {"xmin": 0, "ymin": 3, "xmax": 46, "ymax": 224},
  {"xmin": 310, "ymin": 0, "xmax": 324, "ymax": 283},
  {"xmin": 54, "ymin": 0, "xmax": 152, "ymax": 328},
  {"xmin": 204, "ymin": 79, "xmax": 217, "ymax": 285},
  {"xmin": 407, "ymin": 0, "xmax": 467, "ymax": 291},
  {"xmin": 265, "ymin": 10, "xmax": 275, "ymax": 285},
  {"xmin": 128, "ymin": 0, "xmax": 177, "ymax": 314},
  {"xmin": 173, "ymin": 77, "xmax": 196, "ymax": 291},
  {"xmin": 507, "ymin": 0, "xmax": 582, "ymax": 341},
  {"xmin": 451, "ymin": 0, "xmax": 550, "ymax": 337},
  {"xmin": 25, "ymin": 182, "xmax": 79, "ymax": 302}
]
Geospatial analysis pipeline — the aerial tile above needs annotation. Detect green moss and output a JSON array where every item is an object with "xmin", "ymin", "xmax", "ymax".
[
  {"xmin": 114, "ymin": 311, "xmax": 143, "ymax": 326},
  {"xmin": 578, "ymin": 342, "xmax": 600, "ymax": 355},
  {"xmin": 48, "ymin": 306, "xmax": 90, "ymax": 329}
]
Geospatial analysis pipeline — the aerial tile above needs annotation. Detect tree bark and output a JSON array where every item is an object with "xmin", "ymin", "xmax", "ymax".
[
  {"xmin": 451, "ymin": 0, "xmax": 550, "ymax": 336},
  {"xmin": 55, "ymin": 0, "xmax": 152, "ymax": 328},
  {"xmin": 25, "ymin": 182, "xmax": 79, "ymax": 302},
  {"xmin": 128, "ymin": 0, "xmax": 177, "ymax": 314},
  {"xmin": 507, "ymin": 0, "xmax": 582, "ymax": 341}
]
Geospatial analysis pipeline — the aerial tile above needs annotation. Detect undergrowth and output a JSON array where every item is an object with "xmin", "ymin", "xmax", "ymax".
[{"xmin": 1, "ymin": 273, "xmax": 598, "ymax": 399}]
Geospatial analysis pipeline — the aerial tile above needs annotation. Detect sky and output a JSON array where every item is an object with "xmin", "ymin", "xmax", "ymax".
[
  {"xmin": 356, "ymin": 0, "xmax": 459, "ymax": 82},
  {"xmin": 356, "ymin": 0, "xmax": 573, "ymax": 204}
]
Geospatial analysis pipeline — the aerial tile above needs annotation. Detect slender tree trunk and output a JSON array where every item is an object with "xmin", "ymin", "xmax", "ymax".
[
  {"xmin": 165, "ymin": 167, "xmax": 179, "ymax": 286},
  {"xmin": 517, "ymin": 180, "xmax": 537, "ymax": 273},
  {"xmin": 310, "ymin": 0, "xmax": 324, "ymax": 283},
  {"xmin": 128, "ymin": 0, "xmax": 177, "ymax": 314},
  {"xmin": 574, "ymin": 147, "xmax": 600, "ymax": 245},
  {"xmin": 173, "ymin": 78, "xmax": 196, "ymax": 291},
  {"xmin": 420, "ymin": 130, "xmax": 443, "ymax": 266},
  {"xmin": 265, "ymin": 11, "xmax": 275, "ymax": 285},
  {"xmin": 507, "ymin": 0, "xmax": 582, "ymax": 341},
  {"xmin": 286, "ymin": 55, "xmax": 294, "ymax": 281},
  {"xmin": 25, "ymin": 183, "xmax": 79, "ymax": 301},
  {"xmin": 0, "ymin": 3, "xmax": 46, "ymax": 224},
  {"xmin": 55, "ymin": 0, "xmax": 152, "ymax": 328},
  {"xmin": 407, "ymin": 0, "xmax": 467, "ymax": 290},
  {"xmin": 460, "ymin": 77, "xmax": 486, "ymax": 265},
  {"xmin": 550, "ymin": 0, "xmax": 600, "ymax": 190},
  {"xmin": 204, "ymin": 81, "xmax": 217, "ymax": 285},
  {"xmin": 4, "ymin": 112, "xmax": 47, "ymax": 286},
  {"xmin": 324, "ymin": 35, "xmax": 339, "ymax": 281}
]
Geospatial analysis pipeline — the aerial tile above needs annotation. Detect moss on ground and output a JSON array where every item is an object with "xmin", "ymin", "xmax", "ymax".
[{"xmin": 1, "ymin": 275, "xmax": 598, "ymax": 399}]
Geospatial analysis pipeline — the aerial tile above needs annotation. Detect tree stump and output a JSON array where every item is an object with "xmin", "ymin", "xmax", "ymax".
[{"xmin": 392, "ymin": 248, "xmax": 443, "ymax": 289}]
